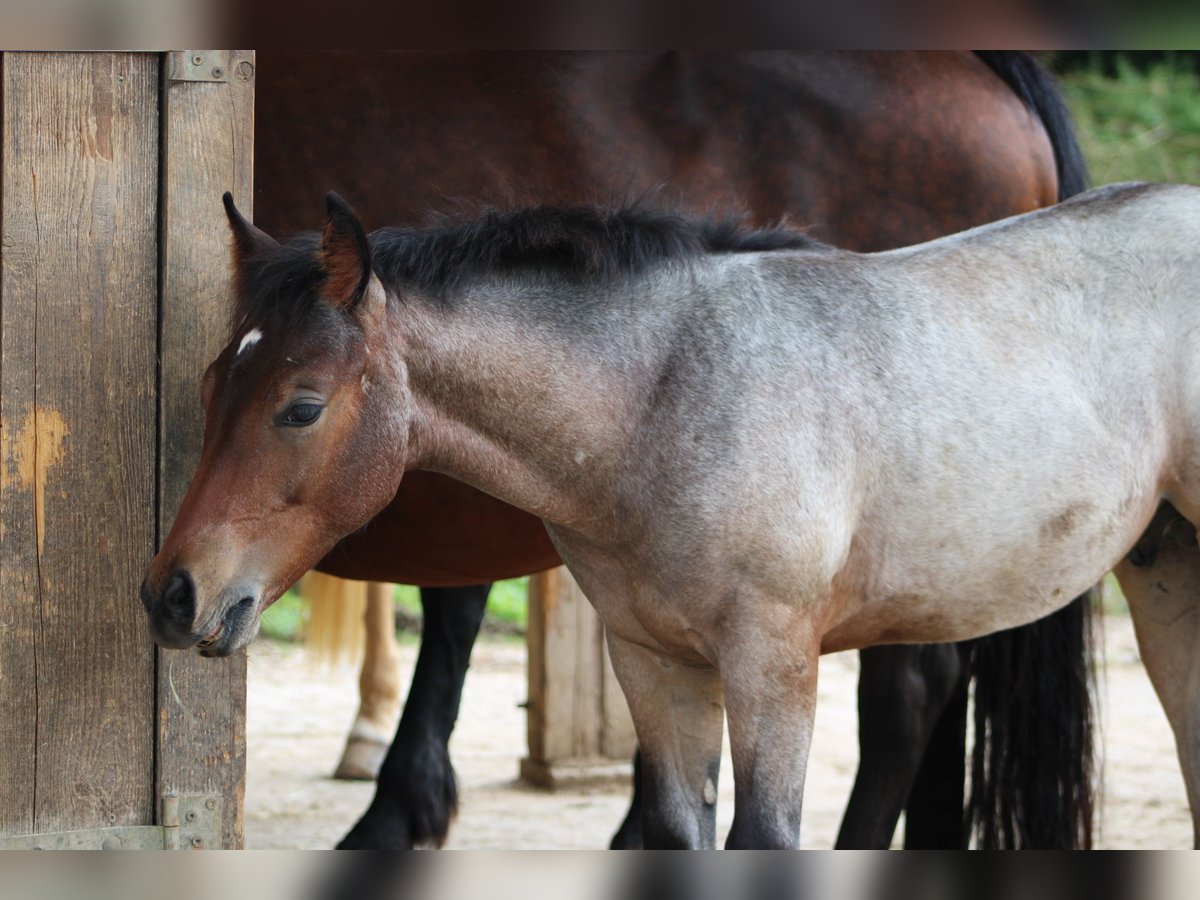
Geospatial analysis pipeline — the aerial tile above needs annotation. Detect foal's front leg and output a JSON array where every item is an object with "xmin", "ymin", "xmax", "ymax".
[
  {"xmin": 722, "ymin": 623, "xmax": 820, "ymax": 849},
  {"xmin": 605, "ymin": 630, "xmax": 725, "ymax": 848}
]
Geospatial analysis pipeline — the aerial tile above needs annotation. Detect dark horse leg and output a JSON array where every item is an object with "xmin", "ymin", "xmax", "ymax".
[
  {"xmin": 609, "ymin": 750, "xmax": 644, "ymax": 849},
  {"xmin": 835, "ymin": 644, "xmax": 967, "ymax": 849},
  {"xmin": 838, "ymin": 595, "xmax": 1096, "ymax": 850},
  {"xmin": 338, "ymin": 584, "xmax": 490, "ymax": 849},
  {"xmin": 902, "ymin": 656, "xmax": 970, "ymax": 848}
]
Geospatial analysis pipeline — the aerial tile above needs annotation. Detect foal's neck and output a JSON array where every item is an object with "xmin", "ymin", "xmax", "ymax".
[{"xmin": 397, "ymin": 271, "xmax": 688, "ymax": 531}]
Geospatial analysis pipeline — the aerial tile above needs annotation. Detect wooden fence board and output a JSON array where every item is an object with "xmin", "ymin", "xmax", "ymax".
[
  {"xmin": 156, "ymin": 49, "xmax": 255, "ymax": 848},
  {"xmin": 0, "ymin": 52, "xmax": 159, "ymax": 835}
]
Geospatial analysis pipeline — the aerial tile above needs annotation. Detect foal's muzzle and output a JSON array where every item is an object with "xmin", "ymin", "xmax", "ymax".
[{"xmin": 141, "ymin": 568, "xmax": 262, "ymax": 657}]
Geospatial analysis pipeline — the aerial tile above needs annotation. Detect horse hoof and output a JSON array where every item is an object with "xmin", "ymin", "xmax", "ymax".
[{"xmin": 333, "ymin": 736, "xmax": 389, "ymax": 781}]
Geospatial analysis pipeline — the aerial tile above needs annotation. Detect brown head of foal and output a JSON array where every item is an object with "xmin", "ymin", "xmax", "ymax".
[{"xmin": 142, "ymin": 194, "xmax": 408, "ymax": 656}]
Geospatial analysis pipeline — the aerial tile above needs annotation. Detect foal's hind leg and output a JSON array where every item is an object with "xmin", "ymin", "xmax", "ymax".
[
  {"xmin": 835, "ymin": 643, "xmax": 966, "ymax": 849},
  {"xmin": 1114, "ymin": 503, "xmax": 1200, "ymax": 847},
  {"xmin": 605, "ymin": 631, "xmax": 725, "ymax": 848},
  {"xmin": 338, "ymin": 584, "xmax": 490, "ymax": 849}
]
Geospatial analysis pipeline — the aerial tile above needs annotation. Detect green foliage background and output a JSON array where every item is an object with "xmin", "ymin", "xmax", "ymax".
[{"xmin": 1058, "ymin": 56, "xmax": 1200, "ymax": 186}]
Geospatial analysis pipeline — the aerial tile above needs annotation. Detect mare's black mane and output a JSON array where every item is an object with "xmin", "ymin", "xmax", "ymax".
[{"xmin": 235, "ymin": 205, "xmax": 825, "ymax": 329}]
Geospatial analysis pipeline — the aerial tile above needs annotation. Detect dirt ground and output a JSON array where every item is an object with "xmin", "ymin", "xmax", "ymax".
[{"xmin": 244, "ymin": 613, "xmax": 1192, "ymax": 849}]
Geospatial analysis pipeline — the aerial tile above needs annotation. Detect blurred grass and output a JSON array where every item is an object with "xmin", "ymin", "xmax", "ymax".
[
  {"xmin": 260, "ymin": 576, "xmax": 529, "ymax": 643},
  {"xmin": 259, "ymin": 588, "xmax": 306, "ymax": 642},
  {"xmin": 393, "ymin": 578, "xmax": 529, "ymax": 631},
  {"xmin": 1059, "ymin": 56, "xmax": 1200, "ymax": 186}
]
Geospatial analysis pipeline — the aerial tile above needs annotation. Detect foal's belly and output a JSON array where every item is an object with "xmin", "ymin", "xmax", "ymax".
[{"xmin": 819, "ymin": 479, "xmax": 1163, "ymax": 653}]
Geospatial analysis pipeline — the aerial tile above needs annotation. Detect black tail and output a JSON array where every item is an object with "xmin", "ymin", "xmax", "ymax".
[
  {"xmin": 965, "ymin": 590, "xmax": 1097, "ymax": 848},
  {"xmin": 962, "ymin": 51, "xmax": 1095, "ymax": 850}
]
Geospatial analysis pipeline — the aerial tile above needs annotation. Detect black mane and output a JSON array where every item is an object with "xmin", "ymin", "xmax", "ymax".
[{"xmin": 235, "ymin": 205, "xmax": 825, "ymax": 330}]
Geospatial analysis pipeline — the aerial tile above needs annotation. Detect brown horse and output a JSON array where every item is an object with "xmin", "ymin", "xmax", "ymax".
[{"xmin": 180, "ymin": 51, "xmax": 1090, "ymax": 848}]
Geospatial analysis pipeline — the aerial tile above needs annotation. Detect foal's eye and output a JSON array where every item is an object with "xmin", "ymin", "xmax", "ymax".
[{"xmin": 281, "ymin": 402, "xmax": 323, "ymax": 426}]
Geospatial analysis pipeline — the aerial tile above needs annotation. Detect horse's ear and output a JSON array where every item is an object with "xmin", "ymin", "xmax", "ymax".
[
  {"xmin": 222, "ymin": 192, "xmax": 278, "ymax": 263},
  {"xmin": 320, "ymin": 192, "xmax": 373, "ymax": 311}
]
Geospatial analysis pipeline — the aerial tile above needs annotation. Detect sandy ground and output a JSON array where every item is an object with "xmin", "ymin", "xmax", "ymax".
[{"xmin": 244, "ymin": 613, "xmax": 1192, "ymax": 849}]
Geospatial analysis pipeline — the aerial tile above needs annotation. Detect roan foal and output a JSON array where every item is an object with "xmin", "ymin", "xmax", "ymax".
[{"xmin": 145, "ymin": 183, "xmax": 1200, "ymax": 847}]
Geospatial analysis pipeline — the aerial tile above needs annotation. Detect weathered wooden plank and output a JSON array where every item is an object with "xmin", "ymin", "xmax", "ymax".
[
  {"xmin": 1, "ymin": 52, "xmax": 159, "ymax": 835},
  {"xmin": 156, "ymin": 49, "xmax": 255, "ymax": 848},
  {"xmin": 522, "ymin": 565, "xmax": 633, "ymax": 787},
  {"xmin": 0, "ymin": 51, "xmax": 39, "ymax": 837}
]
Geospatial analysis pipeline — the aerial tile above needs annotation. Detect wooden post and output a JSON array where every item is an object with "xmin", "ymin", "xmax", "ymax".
[
  {"xmin": 0, "ymin": 52, "xmax": 160, "ymax": 837},
  {"xmin": 156, "ymin": 50, "xmax": 255, "ymax": 848},
  {"xmin": 522, "ymin": 566, "xmax": 636, "ymax": 788}
]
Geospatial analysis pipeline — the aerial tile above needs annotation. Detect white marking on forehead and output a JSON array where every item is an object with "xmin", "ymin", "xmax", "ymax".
[{"xmin": 237, "ymin": 328, "xmax": 263, "ymax": 356}]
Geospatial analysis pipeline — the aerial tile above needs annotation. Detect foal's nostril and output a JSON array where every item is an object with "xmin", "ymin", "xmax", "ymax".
[{"xmin": 161, "ymin": 570, "xmax": 197, "ymax": 624}]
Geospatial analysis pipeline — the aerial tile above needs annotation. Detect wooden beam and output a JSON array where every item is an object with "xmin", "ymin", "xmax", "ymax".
[
  {"xmin": 522, "ymin": 566, "xmax": 635, "ymax": 788},
  {"xmin": 156, "ymin": 49, "xmax": 255, "ymax": 848}
]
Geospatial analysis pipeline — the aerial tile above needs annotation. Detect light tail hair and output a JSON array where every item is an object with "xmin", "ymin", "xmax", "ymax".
[{"xmin": 298, "ymin": 571, "xmax": 368, "ymax": 666}]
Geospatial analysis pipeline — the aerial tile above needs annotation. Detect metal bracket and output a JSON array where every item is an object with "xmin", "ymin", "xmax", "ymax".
[
  {"xmin": 167, "ymin": 51, "xmax": 230, "ymax": 83},
  {"xmin": 163, "ymin": 793, "xmax": 224, "ymax": 850},
  {"xmin": 0, "ymin": 794, "xmax": 223, "ymax": 850}
]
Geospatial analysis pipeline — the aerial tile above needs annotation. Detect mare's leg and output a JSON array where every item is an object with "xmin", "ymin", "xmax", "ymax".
[
  {"xmin": 835, "ymin": 643, "xmax": 966, "ymax": 849},
  {"xmin": 334, "ymin": 582, "xmax": 403, "ymax": 780},
  {"xmin": 722, "ymin": 623, "xmax": 821, "ymax": 849},
  {"xmin": 338, "ymin": 583, "xmax": 490, "ymax": 849},
  {"xmin": 902, "ymin": 654, "xmax": 969, "ymax": 848},
  {"xmin": 1114, "ymin": 503, "xmax": 1200, "ymax": 847},
  {"xmin": 609, "ymin": 749, "xmax": 645, "ymax": 849},
  {"xmin": 605, "ymin": 631, "xmax": 725, "ymax": 848}
]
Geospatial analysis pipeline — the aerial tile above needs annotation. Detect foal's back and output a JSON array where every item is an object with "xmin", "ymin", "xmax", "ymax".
[{"xmin": 735, "ymin": 181, "xmax": 1200, "ymax": 651}]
